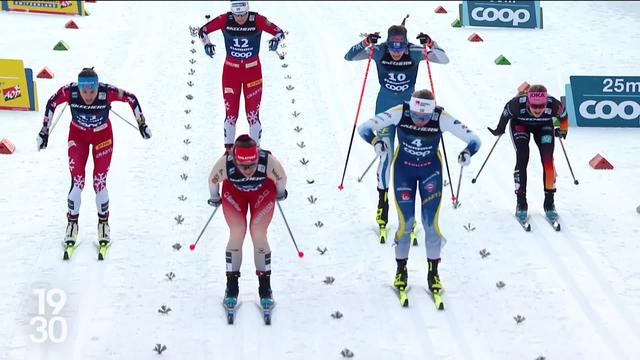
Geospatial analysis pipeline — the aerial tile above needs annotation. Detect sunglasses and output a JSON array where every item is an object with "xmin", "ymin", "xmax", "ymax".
[
  {"xmin": 410, "ymin": 111, "xmax": 432, "ymax": 124},
  {"xmin": 233, "ymin": 12, "xmax": 248, "ymax": 17},
  {"xmin": 528, "ymin": 103, "xmax": 546, "ymax": 111}
]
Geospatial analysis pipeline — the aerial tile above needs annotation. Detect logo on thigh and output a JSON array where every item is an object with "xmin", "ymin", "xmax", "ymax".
[
  {"xmin": 223, "ymin": 191, "xmax": 242, "ymax": 212},
  {"xmin": 541, "ymin": 135, "xmax": 553, "ymax": 144}
]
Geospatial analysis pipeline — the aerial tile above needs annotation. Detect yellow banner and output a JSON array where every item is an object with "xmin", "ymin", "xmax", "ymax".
[
  {"xmin": 0, "ymin": 59, "xmax": 31, "ymax": 110},
  {"xmin": 4, "ymin": 1, "xmax": 85, "ymax": 16}
]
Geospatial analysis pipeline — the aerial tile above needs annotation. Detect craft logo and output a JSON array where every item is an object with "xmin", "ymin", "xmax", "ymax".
[{"xmin": 3, "ymin": 85, "xmax": 21, "ymax": 102}]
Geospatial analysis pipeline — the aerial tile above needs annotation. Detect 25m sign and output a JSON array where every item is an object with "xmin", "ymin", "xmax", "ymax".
[
  {"xmin": 460, "ymin": 1, "xmax": 543, "ymax": 29},
  {"xmin": 568, "ymin": 76, "xmax": 640, "ymax": 128}
]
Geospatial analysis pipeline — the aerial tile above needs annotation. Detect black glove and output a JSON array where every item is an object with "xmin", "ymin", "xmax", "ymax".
[
  {"xmin": 416, "ymin": 32, "xmax": 433, "ymax": 48},
  {"xmin": 137, "ymin": 115, "xmax": 151, "ymax": 139},
  {"xmin": 487, "ymin": 127, "xmax": 504, "ymax": 136},
  {"xmin": 277, "ymin": 189, "xmax": 288, "ymax": 201},
  {"xmin": 36, "ymin": 129, "xmax": 49, "ymax": 151},
  {"xmin": 204, "ymin": 44, "xmax": 215, "ymax": 58},
  {"xmin": 554, "ymin": 128, "xmax": 567, "ymax": 139},
  {"xmin": 207, "ymin": 196, "xmax": 222, "ymax": 207},
  {"xmin": 364, "ymin": 32, "xmax": 381, "ymax": 46}
]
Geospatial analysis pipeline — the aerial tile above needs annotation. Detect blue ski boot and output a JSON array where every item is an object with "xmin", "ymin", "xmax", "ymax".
[
  {"xmin": 515, "ymin": 192, "xmax": 528, "ymax": 222},
  {"xmin": 223, "ymin": 271, "xmax": 240, "ymax": 308}
]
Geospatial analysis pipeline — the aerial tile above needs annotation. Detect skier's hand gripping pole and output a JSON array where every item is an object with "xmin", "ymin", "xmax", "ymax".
[{"xmin": 338, "ymin": 46, "xmax": 374, "ymax": 190}]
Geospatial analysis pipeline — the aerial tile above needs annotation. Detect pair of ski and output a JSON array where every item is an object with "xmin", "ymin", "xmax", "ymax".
[
  {"xmin": 62, "ymin": 240, "xmax": 110, "ymax": 261},
  {"xmin": 516, "ymin": 214, "xmax": 561, "ymax": 232},
  {"xmin": 393, "ymin": 286, "xmax": 444, "ymax": 310},
  {"xmin": 223, "ymin": 299, "xmax": 275, "ymax": 325}
]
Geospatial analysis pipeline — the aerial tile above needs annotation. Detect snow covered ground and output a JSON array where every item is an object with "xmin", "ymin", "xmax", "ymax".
[{"xmin": 1, "ymin": 1, "xmax": 639, "ymax": 359}]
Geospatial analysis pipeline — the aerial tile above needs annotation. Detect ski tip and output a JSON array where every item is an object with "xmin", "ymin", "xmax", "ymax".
[
  {"xmin": 402, "ymin": 299, "xmax": 409, "ymax": 307},
  {"xmin": 438, "ymin": 302, "xmax": 445, "ymax": 310}
]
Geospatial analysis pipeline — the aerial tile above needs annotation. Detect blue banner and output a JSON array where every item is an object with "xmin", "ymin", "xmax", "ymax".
[
  {"xmin": 461, "ymin": 1, "xmax": 542, "ymax": 29},
  {"xmin": 567, "ymin": 76, "xmax": 640, "ymax": 128}
]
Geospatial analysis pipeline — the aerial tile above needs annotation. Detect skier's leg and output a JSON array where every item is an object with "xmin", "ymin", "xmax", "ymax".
[
  {"xmin": 418, "ymin": 161, "xmax": 445, "ymax": 260},
  {"xmin": 222, "ymin": 62, "xmax": 243, "ymax": 149},
  {"xmin": 534, "ymin": 125, "xmax": 558, "ymax": 216},
  {"xmin": 248, "ymin": 181, "xmax": 276, "ymax": 300},
  {"xmin": 91, "ymin": 126, "xmax": 113, "ymax": 221},
  {"xmin": 510, "ymin": 122, "xmax": 531, "ymax": 213},
  {"xmin": 392, "ymin": 166, "xmax": 417, "ymax": 260},
  {"xmin": 67, "ymin": 125, "xmax": 90, "ymax": 218},
  {"xmin": 375, "ymin": 126, "xmax": 395, "ymax": 227},
  {"xmin": 242, "ymin": 61, "xmax": 263, "ymax": 145},
  {"xmin": 222, "ymin": 182, "xmax": 250, "ymax": 273}
]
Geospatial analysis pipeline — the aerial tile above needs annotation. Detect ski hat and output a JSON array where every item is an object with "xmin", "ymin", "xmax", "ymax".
[
  {"xmin": 409, "ymin": 96, "xmax": 436, "ymax": 114},
  {"xmin": 78, "ymin": 67, "xmax": 98, "ymax": 91},
  {"xmin": 233, "ymin": 134, "xmax": 259, "ymax": 164},
  {"xmin": 387, "ymin": 24, "xmax": 408, "ymax": 51},
  {"xmin": 230, "ymin": 1, "xmax": 249, "ymax": 16}
]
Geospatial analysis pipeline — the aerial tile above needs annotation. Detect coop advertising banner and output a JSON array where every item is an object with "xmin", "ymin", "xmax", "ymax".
[
  {"xmin": 1, "ymin": 0, "xmax": 85, "ymax": 16},
  {"xmin": 461, "ymin": 1, "xmax": 542, "ymax": 29},
  {"xmin": 566, "ymin": 76, "xmax": 640, "ymax": 128},
  {"xmin": 0, "ymin": 59, "xmax": 38, "ymax": 111}
]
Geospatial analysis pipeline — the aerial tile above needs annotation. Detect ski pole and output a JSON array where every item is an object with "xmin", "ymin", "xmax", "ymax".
[
  {"xmin": 357, "ymin": 155, "xmax": 378, "ymax": 183},
  {"xmin": 189, "ymin": 206, "xmax": 220, "ymax": 251},
  {"xmin": 559, "ymin": 137, "xmax": 579, "ymax": 185},
  {"xmin": 49, "ymin": 103, "xmax": 68, "ymax": 134},
  {"xmin": 421, "ymin": 43, "xmax": 455, "ymax": 204},
  {"xmin": 277, "ymin": 201, "xmax": 304, "ymax": 258},
  {"xmin": 471, "ymin": 135, "xmax": 502, "ymax": 184},
  {"xmin": 109, "ymin": 109, "xmax": 139, "ymax": 131},
  {"xmin": 338, "ymin": 46, "xmax": 374, "ymax": 191},
  {"xmin": 453, "ymin": 165, "xmax": 464, "ymax": 209}
]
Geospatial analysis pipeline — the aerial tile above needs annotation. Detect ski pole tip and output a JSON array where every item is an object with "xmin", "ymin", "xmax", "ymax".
[
  {"xmin": 574, "ymin": 180, "xmax": 579, "ymax": 185},
  {"xmin": 298, "ymin": 251, "xmax": 304, "ymax": 258},
  {"xmin": 338, "ymin": 185, "xmax": 344, "ymax": 191},
  {"xmin": 471, "ymin": 178, "xmax": 477, "ymax": 184},
  {"xmin": 189, "ymin": 244, "xmax": 196, "ymax": 251}
]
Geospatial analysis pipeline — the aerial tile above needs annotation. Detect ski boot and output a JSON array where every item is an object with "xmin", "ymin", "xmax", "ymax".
[
  {"xmin": 394, "ymin": 259, "xmax": 408, "ymax": 290},
  {"xmin": 544, "ymin": 191, "xmax": 558, "ymax": 221},
  {"xmin": 63, "ymin": 214, "xmax": 79, "ymax": 260},
  {"xmin": 427, "ymin": 258, "xmax": 445, "ymax": 310},
  {"xmin": 223, "ymin": 271, "xmax": 240, "ymax": 308},
  {"xmin": 258, "ymin": 271, "xmax": 274, "ymax": 309},
  {"xmin": 515, "ymin": 192, "xmax": 528, "ymax": 222},
  {"xmin": 410, "ymin": 220, "xmax": 418, "ymax": 246},
  {"xmin": 376, "ymin": 188, "xmax": 389, "ymax": 244},
  {"xmin": 97, "ymin": 217, "xmax": 110, "ymax": 260},
  {"xmin": 427, "ymin": 258, "xmax": 443, "ymax": 293}
]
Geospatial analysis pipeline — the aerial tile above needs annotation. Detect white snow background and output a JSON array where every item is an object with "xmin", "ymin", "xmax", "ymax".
[{"xmin": 1, "ymin": 1, "xmax": 639, "ymax": 359}]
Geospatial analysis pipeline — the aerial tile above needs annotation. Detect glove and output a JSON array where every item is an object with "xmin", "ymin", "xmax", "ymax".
[
  {"xmin": 373, "ymin": 138, "xmax": 389, "ymax": 156},
  {"xmin": 363, "ymin": 32, "xmax": 381, "ymax": 46},
  {"xmin": 269, "ymin": 31, "xmax": 285, "ymax": 51},
  {"xmin": 554, "ymin": 128, "xmax": 567, "ymax": 139},
  {"xmin": 36, "ymin": 129, "xmax": 49, "ymax": 151},
  {"xmin": 416, "ymin": 32, "xmax": 433, "ymax": 48},
  {"xmin": 204, "ymin": 44, "xmax": 216, "ymax": 58},
  {"xmin": 207, "ymin": 195, "xmax": 222, "ymax": 207},
  {"xmin": 457, "ymin": 149, "xmax": 471, "ymax": 167},
  {"xmin": 487, "ymin": 127, "xmax": 504, "ymax": 136},
  {"xmin": 137, "ymin": 115, "xmax": 152, "ymax": 139},
  {"xmin": 276, "ymin": 189, "xmax": 288, "ymax": 201}
]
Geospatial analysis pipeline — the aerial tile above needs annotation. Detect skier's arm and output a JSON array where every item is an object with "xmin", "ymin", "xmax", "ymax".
[
  {"xmin": 42, "ymin": 84, "xmax": 71, "ymax": 130},
  {"xmin": 409, "ymin": 43, "xmax": 449, "ymax": 64},
  {"xmin": 357, "ymin": 104, "xmax": 404, "ymax": 144},
  {"xmin": 345, "ymin": 41, "xmax": 380, "ymax": 61},
  {"xmin": 256, "ymin": 14, "xmax": 283, "ymax": 37},
  {"xmin": 198, "ymin": 14, "xmax": 226, "ymax": 45},
  {"xmin": 106, "ymin": 85, "xmax": 145, "ymax": 121},
  {"xmin": 266, "ymin": 153, "xmax": 287, "ymax": 195},
  {"xmin": 208, "ymin": 155, "xmax": 227, "ymax": 199},
  {"xmin": 551, "ymin": 97, "xmax": 569, "ymax": 132},
  {"xmin": 439, "ymin": 112, "xmax": 482, "ymax": 156},
  {"xmin": 491, "ymin": 100, "xmax": 517, "ymax": 135}
]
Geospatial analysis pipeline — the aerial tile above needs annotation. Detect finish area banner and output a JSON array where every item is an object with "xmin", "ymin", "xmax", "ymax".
[{"xmin": 1, "ymin": 1, "xmax": 85, "ymax": 16}]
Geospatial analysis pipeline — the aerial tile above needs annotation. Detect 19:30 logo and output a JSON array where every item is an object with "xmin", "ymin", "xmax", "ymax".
[{"xmin": 30, "ymin": 289, "xmax": 68, "ymax": 343}]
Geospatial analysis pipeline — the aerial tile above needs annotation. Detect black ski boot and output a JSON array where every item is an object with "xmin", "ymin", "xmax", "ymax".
[
  {"xmin": 223, "ymin": 271, "xmax": 240, "ymax": 308},
  {"xmin": 393, "ymin": 258, "xmax": 408, "ymax": 290},
  {"xmin": 427, "ymin": 258, "xmax": 442, "ymax": 293},
  {"xmin": 64, "ymin": 213, "xmax": 79, "ymax": 245},
  {"xmin": 544, "ymin": 191, "xmax": 558, "ymax": 221},
  {"xmin": 377, "ymin": 188, "xmax": 389, "ymax": 243},
  {"xmin": 258, "ymin": 271, "xmax": 274, "ymax": 308},
  {"xmin": 515, "ymin": 191, "xmax": 528, "ymax": 222}
]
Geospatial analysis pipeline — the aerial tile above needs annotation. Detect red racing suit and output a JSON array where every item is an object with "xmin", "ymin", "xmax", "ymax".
[
  {"xmin": 42, "ymin": 83, "xmax": 144, "ymax": 220},
  {"xmin": 199, "ymin": 11, "xmax": 283, "ymax": 147}
]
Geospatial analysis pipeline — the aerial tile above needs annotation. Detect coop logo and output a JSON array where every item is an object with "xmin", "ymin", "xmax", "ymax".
[
  {"xmin": 461, "ymin": 1, "xmax": 542, "ymax": 29},
  {"xmin": 2, "ymin": 85, "xmax": 21, "ymax": 101},
  {"xmin": 579, "ymin": 100, "xmax": 640, "ymax": 120},
  {"xmin": 568, "ymin": 76, "xmax": 640, "ymax": 128},
  {"xmin": 471, "ymin": 7, "xmax": 530, "ymax": 26}
]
